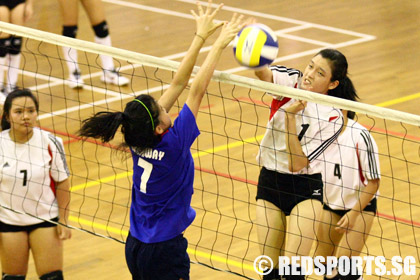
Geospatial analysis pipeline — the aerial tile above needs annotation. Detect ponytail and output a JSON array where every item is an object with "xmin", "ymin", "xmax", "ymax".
[
  {"xmin": 79, "ymin": 111, "xmax": 125, "ymax": 142},
  {"xmin": 328, "ymin": 76, "xmax": 359, "ymax": 102},
  {"xmin": 78, "ymin": 94, "xmax": 161, "ymax": 152}
]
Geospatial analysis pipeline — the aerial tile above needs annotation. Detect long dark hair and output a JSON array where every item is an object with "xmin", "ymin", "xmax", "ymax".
[
  {"xmin": 78, "ymin": 95, "xmax": 161, "ymax": 152},
  {"xmin": 317, "ymin": 49, "xmax": 358, "ymax": 119},
  {"xmin": 1, "ymin": 88, "xmax": 39, "ymax": 131}
]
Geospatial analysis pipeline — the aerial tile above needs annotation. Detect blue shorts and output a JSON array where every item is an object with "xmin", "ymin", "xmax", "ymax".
[
  {"xmin": 0, "ymin": 0, "xmax": 25, "ymax": 10},
  {"xmin": 125, "ymin": 232, "xmax": 190, "ymax": 280}
]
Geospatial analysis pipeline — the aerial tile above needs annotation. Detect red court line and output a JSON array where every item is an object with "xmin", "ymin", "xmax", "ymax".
[
  {"xmin": 40, "ymin": 126, "xmax": 420, "ymax": 228},
  {"xmin": 364, "ymin": 125, "xmax": 420, "ymax": 141},
  {"xmin": 195, "ymin": 166, "xmax": 420, "ymax": 228}
]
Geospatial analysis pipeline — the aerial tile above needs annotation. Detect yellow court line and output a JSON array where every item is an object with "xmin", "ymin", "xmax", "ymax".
[
  {"xmin": 69, "ymin": 215, "xmax": 255, "ymax": 273},
  {"xmin": 374, "ymin": 91, "xmax": 420, "ymax": 107},
  {"xmin": 70, "ymin": 91, "xmax": 420, "ymax": 193},
  {"xmin": 70, "ymin": 171, "xmax": 133, "ymax": 192},
  {"xmin": 68, "ymin": 92, "xmax": 420, "ymax": 275}
]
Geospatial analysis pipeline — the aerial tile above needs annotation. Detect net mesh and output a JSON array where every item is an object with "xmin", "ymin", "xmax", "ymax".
[{"xmin": 0, "ymin": 22, "xmax": 419, "ymax": 279}]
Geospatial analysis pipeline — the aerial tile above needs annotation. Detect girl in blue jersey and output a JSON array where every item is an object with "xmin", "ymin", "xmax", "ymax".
[
  {"xmin": 254, "ymin": 49, "xmax": 357, "ymax": 280},
  {"xmin": 78, "ymin": 2, "xmax": 245, "ymax": 279}
]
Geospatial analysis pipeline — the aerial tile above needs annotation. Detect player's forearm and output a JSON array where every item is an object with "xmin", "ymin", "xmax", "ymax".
[
  {"xmin": 160, "ymin": 36, "xmax": 205, "ymax": 111},
  {"xmin": 56, "ymin": 179, "xmax": 71, "ymax": 224},
  {"xmin": 352, "ymin": 179, "xmax": 380, "ymax": 213},
  {"xmin": 285, "ymin": 114, "xmax": 309, "ymax": 172},
  {"xmin": 186, "ymin": 44, "xmax": 223, "ymax": 117}
]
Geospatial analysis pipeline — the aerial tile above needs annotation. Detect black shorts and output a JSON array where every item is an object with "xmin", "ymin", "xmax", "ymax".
[
  {"xmin": 256, "ymin": 167, "xmax": 323, "ymax": 216},
  {"xmin": 0, "ymin": 0, "xmax": 26, "ymax": 10},
  {"xmin": 125, "ymin": 232, "xmax": 190, "ymax": 280},
  {"xmin": 0, "ymin": 217, "xmax": 59, "ymax": 233},
  {"xmin": 323, "ymin": 198, "xmax": 377, "ymax": 216}
]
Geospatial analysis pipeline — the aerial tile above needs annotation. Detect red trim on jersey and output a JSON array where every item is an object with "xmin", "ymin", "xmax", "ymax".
[
  {"xmin": 269, "ymin": 98, "xmax": 291, "ymax": 120},
  {"xmin": 48, "ymin": 145, "xmax": 57, "ymax": 196},
  {"xmin": 269, "ymin": 83, "xmax": 298, "ymax": 120},
  {"xmin": 356, "ymin": 143, "xmax": 366, "ymax": 185},
  {"xmin": 329, "ymin": 116, "xmax": 338, "ymax": 122}
]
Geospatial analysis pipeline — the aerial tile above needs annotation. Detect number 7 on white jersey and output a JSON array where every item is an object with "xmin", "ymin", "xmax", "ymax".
[{"xmin": 137, "ymin": 157, "xmax": 153, "ymax": 193}]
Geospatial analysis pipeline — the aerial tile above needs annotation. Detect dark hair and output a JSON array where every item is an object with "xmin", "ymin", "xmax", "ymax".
[
  {"xmin": 316, "ymin": 49, "xmax": 359, "ymax": 102},
  {"xmin": 1, "ymin": 88, "xmax": 40, "ymax": 131},
  {"xmin": 317, "ymin": 49, "xmax": 358, "ymax": 120},
  {"xmin": 78, "ymin": 95, "xmax": 161, "ymax": 152}
]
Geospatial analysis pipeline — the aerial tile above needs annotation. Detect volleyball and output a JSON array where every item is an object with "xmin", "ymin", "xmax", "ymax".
[{"xmin": 233, "ymin": 24, "xmax": 279, "ymax": 68}]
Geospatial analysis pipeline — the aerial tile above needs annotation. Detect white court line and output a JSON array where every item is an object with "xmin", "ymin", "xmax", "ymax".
[
  {"xmin": 35, "ymin": 0, "xmax": 375, "ymax": 120},
  {"xmin": 176, "ymin": 0, "xmax": 376, "ymax": 40}
]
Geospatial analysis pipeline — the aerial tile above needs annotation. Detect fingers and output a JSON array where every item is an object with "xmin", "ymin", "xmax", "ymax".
[
  {"xmin": 210, "ymin": 3, "xmax": 224, "ymax": 17},
  {"xmin": 197, "ymin": 1, "xmax": 204, "ymax": 15},
  {"xmin": 190, "ymin": 9, "xmax": 199, "ymax": 19}
]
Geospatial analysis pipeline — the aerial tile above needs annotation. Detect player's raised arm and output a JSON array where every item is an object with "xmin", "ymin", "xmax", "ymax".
[
  {"xmin": 186, "ymin": 13, "xmax": 245, "ymax": 118},
  {"xmin": 158, "ymin": 0, "xmax": 224, "ymax": 112}
]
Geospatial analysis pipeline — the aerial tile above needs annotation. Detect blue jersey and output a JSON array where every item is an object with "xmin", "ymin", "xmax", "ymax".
[{"xmin": 129, "ymin": 104, "xmax": 199, "ymax": 243}]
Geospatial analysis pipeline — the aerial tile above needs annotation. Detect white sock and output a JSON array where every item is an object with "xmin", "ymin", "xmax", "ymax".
[
  {"xmin": 7, "ymin": 54, "xmax": 21, "ymax": 89},
  {"xmin": 94, "ymin": 35, "xmax": 114, "ymax": 71},
  {"xmin": 62, "ymin": 46, "xmax": 79, "ymax": 75}
]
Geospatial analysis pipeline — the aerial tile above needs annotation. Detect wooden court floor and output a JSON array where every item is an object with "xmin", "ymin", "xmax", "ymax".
[{"xmin": 2, "ymin": 0, "xmax": 420, "ymax": 279}]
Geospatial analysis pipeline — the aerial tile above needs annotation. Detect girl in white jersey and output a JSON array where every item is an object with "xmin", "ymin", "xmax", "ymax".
[
  {"xmin": 57, "ymin": 0, "xmax": 130, "ymax": 89},
  {"xmin": 254, "ymin": 49, "xmax": 359, "ymax": 280},
  {"xmin": 0, "ymin": 0, "xmax": 33, "ymax": 100},
  {"xmin": 0, "ymin": 89, "xmax": 71, "ymax": 280},
  {"xmin": 314, "ymin": 109, "xmax": 380, "ymax": 280}
]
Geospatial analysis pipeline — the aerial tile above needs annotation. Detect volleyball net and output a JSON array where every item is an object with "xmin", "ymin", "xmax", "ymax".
[{"xmin": 0, "ymin": 22, "xmax": 419, "ymax": 279}]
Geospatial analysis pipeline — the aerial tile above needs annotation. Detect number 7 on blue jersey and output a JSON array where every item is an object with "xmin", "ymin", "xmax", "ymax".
[{"xmin": 137, "ymin": 157, "xmax": 153, "ymax": 193}]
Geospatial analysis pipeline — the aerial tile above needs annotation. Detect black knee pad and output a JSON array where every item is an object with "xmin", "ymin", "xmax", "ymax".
[
  {"xmin": 282, "ymin": 265, "xmax": 305, "ymax": 280},
  {"xmin": 92, "ymin": 20, "xmax": 109, "ymax": 38},
  {"xmin": 8, "ymin": 36, "xmax": 22, "ymax": 55},
  {"xmin": 340, "ymin": 274, "xmax": 362, "ymax": 280},
  {"xmin": 324, "ymin": 274, "xmax": 340, "ymax": 280},
  {"xmin": 62, "ymin": 25, "xmax": 78, "ymax": 38},
  {"xmin": 263, "ymin": 268, "xmax": 279, "ymax": 280},
  {"xmin": 0, "ymin": 37, "xmax": 10, "ymax": 57},
  {"xmin": 39, "ymin": 270, "xmax": 63, "ymax": 280},
  {"xmin": 338, "ymin": 262, "xmax": 362, "ymax": 280},
  {"xmin": 2, "ymin": 273, "xmax": 26, "ymax": 280}
]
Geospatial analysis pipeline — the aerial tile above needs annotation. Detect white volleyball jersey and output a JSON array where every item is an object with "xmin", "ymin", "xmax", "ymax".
[
  {"xmin": 323, "ymin": 119, "xmax": 380, "ymax": 210},
  {"xmin": 257, "ymin": 66, "xmax": 344, "ymax": 175},
  {"xmin": 0, "ymin": 128, "xmax": 69, "ymax": 225}
]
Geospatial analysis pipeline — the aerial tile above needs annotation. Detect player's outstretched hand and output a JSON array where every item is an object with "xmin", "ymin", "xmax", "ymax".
[
  {"xmin": 214, "ymin": 13, "xmax": 245, "ymax": 49},
  {"xmin": 191, "ymin": 0, "xmax": 224, "ymax": 41}
]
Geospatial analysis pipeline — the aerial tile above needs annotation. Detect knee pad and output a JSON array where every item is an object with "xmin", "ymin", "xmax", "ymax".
[
  {"xmin": 0, "ymin": 37, "xmax": 10, "ymax": 57},
  {"xmin": 282, "ymin": 265, "xmax": 305, "ymax": 280},
  {"xmin": 338, "ymin": 263, "xmax": 363, "ymax": 280},
  {"xmin": 340, "ymin": 274, "xmax": 362, "ymax": 280},
  {"xmin": 62, "ymin": 25, "xmax": 78, "ymax": 38},
  {"xmin": 324, "ymin": 274, "xmax": 340, "ymax": 280},
  {"xmin": 39, "ymin": 270, "xmax": 63, "ymax": 280},
  {"xmin": 2, "ymin": 273, "xmax": 26, "ymax": 280},
  {"xmin": 263, "ymin": 268, "xmax": 279, "ymax": 280},
  {"xmin": 92, "ymin": 20, "xmax": 109, "ymax": 38},
  {"xmin": 8, "ymin": 36, "xmax": 22, "ymax": 55}
]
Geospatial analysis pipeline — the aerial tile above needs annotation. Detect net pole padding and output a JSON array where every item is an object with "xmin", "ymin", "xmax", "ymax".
[{"xmin": 1, "ymin": 21, "xmax": 419, "ymax": 127}]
